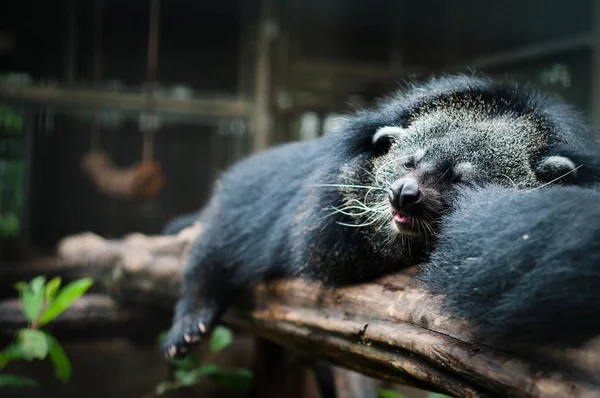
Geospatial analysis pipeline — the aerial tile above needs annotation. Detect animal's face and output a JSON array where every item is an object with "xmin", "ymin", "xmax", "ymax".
[{"xmin": 335, "ymin": 108, "xmax": 579, "ymax": 245}]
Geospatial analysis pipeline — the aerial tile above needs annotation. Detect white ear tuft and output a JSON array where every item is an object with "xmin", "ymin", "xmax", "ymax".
[
  {"xmin": 372, "ymin": 126, "xmax": 408, "ymax": 147},
  {"xmin": 536, "ymin": 155, "xmax": 578, "ymax": 179}
]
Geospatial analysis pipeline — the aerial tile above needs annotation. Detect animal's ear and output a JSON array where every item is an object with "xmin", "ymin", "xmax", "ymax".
[
  {"xmin": 535, "ymin": 155, "xmax": 578, "ymax": 182},
  {"xmin": 372, "ymin": 126, "xmax": 409, "ymax": 152}
]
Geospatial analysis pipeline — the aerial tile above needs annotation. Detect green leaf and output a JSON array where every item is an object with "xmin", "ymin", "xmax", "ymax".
[
  {"xmin": 378, "ymin": 389, "xmax": 409, "ymax": 398},
  {"xmin": 155, "ymin": 381, "xmax": 176, "ymax": 395},
  {"xmin": 172, "ymin": 365, "xmax": 254, "ymax": 392},
  {"xmin": 169, "ymin": 353, "xmax": 199, "ymax": 370},
  {"xmin": 0, "ymin": 342, "xmax": 24, "ymax": 368},
  {"xmin": 19, "ymin": 276, "xmax": 46, "ymax": 322},
  {"xmin": 18, "ymin": 330, "xmax": 48, "ymax": 360},
  {"xmin": 39, "ymin": 278, "xmax": 93, "ymax": 326},
  {"xmin": 13, "ymin": 282, "xmax": 27, "ymax": 293},
  {"xmin": 44, "ymin": 277, "xmax": 62, "ymax": 301},
  {"xmin": 174, "ymin": 369, "xmax": 200, "ymax": 386},
  {"xmin": 44, "ymin": 332, "xmax": 71, "ymax": 383},
  {"xmin": 209, "ymin": 325, "xmax": 233, "ymax": 353},
  {"xmin": 0, "ymin": 374, "xmax": 38, "ymax": 387},
  {"xmin": 427, "ymin": 394, "xmax": 454, "ymax": 398},
  {"xmin": 196, "ymin": 364, "xmax": 220, "ymax": 376},
  {"xmin": 205, "ymin": 368, "xmax": 254, "ymax": 391}
]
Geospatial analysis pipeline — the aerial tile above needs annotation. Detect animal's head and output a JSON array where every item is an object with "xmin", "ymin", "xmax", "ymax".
[{"xmin": 330, "ymin": 75, "xmax": 598, "ymax": 247}]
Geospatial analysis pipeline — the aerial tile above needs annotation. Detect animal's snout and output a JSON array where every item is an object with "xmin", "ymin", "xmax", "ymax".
[{"xmin": 388, "ymin": 178, "xmax": 423, "ymax": 212}]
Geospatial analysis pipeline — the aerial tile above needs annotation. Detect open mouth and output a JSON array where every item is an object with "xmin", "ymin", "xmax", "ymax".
[{"xmin": 392, "ymin": 210, "xmax": 416, "ymax": 228}]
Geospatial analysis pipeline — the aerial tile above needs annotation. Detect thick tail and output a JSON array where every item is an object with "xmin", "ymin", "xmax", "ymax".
[{"xmin": 418, "ymin": 184, "xmax": 600, "ymax": 346}]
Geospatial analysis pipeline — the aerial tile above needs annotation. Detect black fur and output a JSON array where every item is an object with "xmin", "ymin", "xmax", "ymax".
[
  {"xmin": 418, "ymin": 184, "xmax": 600, "ymax": 346},
  {"xmin": 162, "ymin": 74, "xmax": 600, "ymax": 358},
  {"xmin": 163, "ymin": 137, "xmax": 422, "ymax": 358}
]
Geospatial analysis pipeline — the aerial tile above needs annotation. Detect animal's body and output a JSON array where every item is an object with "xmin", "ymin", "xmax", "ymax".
[
  {"xmin": 162, "ymin": 75, "xmax": 600, "ymax": 358},
  {"xmin": 418, "ymin": 184, "xmax": 600, "ymax": 346}
]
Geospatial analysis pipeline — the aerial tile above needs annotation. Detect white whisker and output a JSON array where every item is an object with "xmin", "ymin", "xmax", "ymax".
[
  {"xmin": 524, "ymin": 164, "xmax": 583, "ymax": 192},
  {"xmin": 307, "ymin": 184, "xmax": 386, "ymax": 191}
]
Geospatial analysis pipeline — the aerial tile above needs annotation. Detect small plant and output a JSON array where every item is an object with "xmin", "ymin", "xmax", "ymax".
[
  {"xmin": 378, "ymin": 389, "xmax": 409, "ymax": 398},
  {"xmin": 378, "ymin": 389, "xmax": 454, "ymax": 398},
  {"xmin": 149, "ymin": 325, "xmax": 253, "ymax": 396},
  {"xmin": 0, "ymin": 276, "xmax": 94, "ymax": 388}
]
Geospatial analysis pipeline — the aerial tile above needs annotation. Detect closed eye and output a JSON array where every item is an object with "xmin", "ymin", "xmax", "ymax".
[
  {"xmin": 403, "ymin": 157, "xmax": 416, "ymax": 170},
  {"xmin": 450, "ymin": 170, "xmax": 463, "ymax": 183}
]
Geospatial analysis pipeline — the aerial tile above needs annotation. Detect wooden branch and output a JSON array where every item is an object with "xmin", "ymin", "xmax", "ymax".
[
  {"xmin": 0, "ymin": 85, "xmax": 252, "ymax": 120},
  {"xmin": 229, "ymin": 276, "xmax": 600, "ymax": 397},
  {"xmin": 1, "ymin": 229, "xmax": 599, "ymax": 397}
]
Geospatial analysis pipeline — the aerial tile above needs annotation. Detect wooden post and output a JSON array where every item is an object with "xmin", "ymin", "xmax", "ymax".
[
  {"xmin": 251, "ymin": 0, "xmax": 276, "ymax": 153},
  {"xmin": 63, "ymin": 0, "xmax": 78, "ymax": 84}
]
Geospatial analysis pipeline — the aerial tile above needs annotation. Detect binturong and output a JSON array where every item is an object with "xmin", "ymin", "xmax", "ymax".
[{"xmin": 162, "ymin": 74, "xmax": 600, "ymax": 359}]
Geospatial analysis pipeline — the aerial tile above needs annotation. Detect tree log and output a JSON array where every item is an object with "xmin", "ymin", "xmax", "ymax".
[{"xmin": 1, "ymin": 229, "xmax": 599, "ymax": 398}]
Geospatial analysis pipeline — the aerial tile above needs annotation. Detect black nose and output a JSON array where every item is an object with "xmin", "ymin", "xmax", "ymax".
[{"xmin": 388, "ymin": 178, "xmax": 423, "ymax": 212}]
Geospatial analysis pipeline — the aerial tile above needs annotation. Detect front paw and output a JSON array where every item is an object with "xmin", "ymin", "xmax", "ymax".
[{"xmin": 162, "ymin": 313, "xmax": 211, "ymax": 359}]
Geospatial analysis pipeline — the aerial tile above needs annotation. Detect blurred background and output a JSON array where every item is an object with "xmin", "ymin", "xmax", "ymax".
[{"xmin": 0, "ymin": 0, "xmax": 597, "ymax": 397}]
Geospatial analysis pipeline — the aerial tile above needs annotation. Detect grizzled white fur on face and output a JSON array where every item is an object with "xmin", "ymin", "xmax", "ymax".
[
  {"xmin": 379, "ymin": 109, "xmax": 546, "ymax": 187},
  {"xmin": 373, "ymin": 108, "xmax": 578, "ymax": 188},
  {"xmin": 335, "ymin": 107, "xmax": 579, "ymax": 255}
]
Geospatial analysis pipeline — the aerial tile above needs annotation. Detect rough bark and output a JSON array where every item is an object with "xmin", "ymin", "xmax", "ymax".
[{"xmin": 1, "ymin": 229, "xmax": 599, "ymax": 398}]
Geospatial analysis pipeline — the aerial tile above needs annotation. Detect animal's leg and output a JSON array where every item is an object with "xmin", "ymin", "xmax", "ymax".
[{"xmin": 162, "ymin": 239, "xmax": 230, "ymax": 359}]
